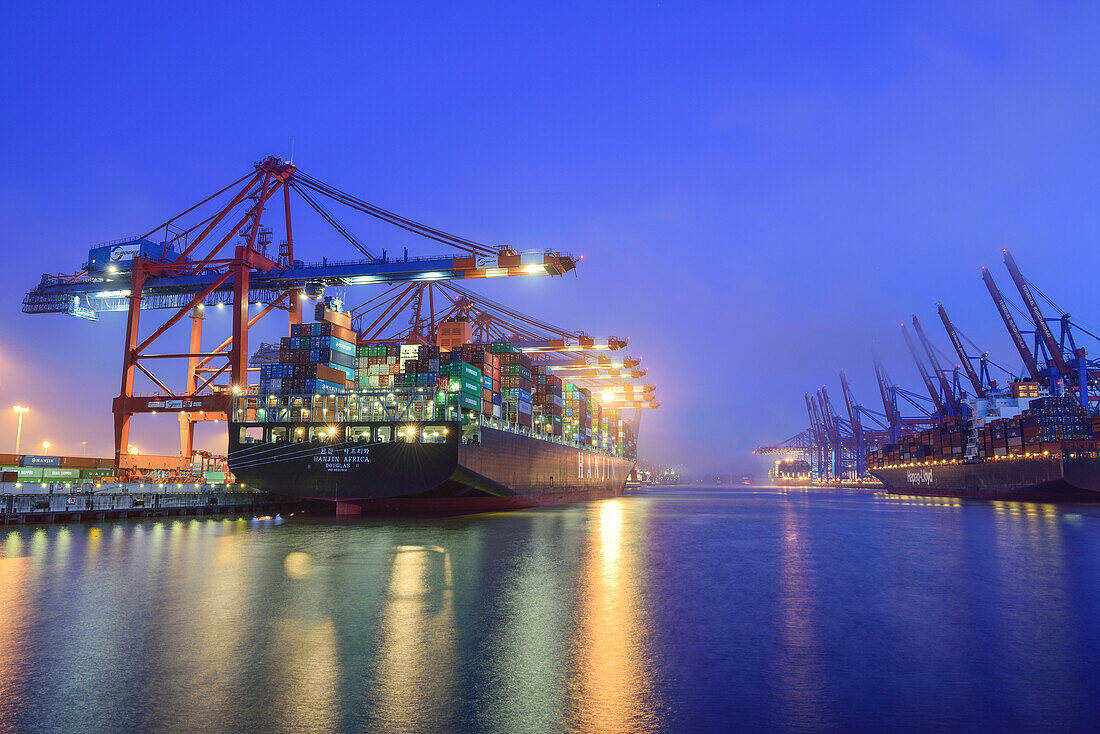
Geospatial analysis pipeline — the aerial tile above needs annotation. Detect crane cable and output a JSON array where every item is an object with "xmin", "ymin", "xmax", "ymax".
[
  {"xmin": 289, "ymin": 182, "xmax": 375, "ymax": 260},
  {"xmin": 294, "ymin": 172, "xmax": 497, "ymax": 257}
]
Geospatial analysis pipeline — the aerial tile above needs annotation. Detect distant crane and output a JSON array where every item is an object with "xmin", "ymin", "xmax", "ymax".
[
  {"xmin": 901, "ymin": 323, "xmax": 946, "ymax": 414},
  {"xmin": 911, "ymin": 315, "xmax": 962, "ymax": 414},
  {"xmin": 981, "ymin": 265, "xmax": 1041, "ymax": 380},
  {"xmin": 937, "ymin": 303, "xmax": 988, "ymax": 398},
  {"xmin": 1003, "ymin": 249, "xmax": 1069, "ymax": 378},
  {"xmin": 769, "ymin": 249, "xmax": 1100, "ymax": 474}
]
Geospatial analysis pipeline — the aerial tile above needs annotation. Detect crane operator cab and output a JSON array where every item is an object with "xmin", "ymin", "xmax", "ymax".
[{"xmin": 85, "ymin": 238, "xmax": 184, "ymax": 276}]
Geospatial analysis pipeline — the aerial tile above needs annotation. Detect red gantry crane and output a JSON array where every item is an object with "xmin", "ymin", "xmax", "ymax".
[{"xmin": 23, "ymin": 157, "xmax": 584, "ymax": 478}]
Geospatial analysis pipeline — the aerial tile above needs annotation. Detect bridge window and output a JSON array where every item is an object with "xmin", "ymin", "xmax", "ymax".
[
  {"xmin": 396, "ymin": 425, "xmax": 417, "ymax": 443},
  {"xmin": 292, "ymin": 427, "xmax": 306, "ymax": 443},
  {"xmin": 239, "ymin": 426, "xmax": 263, "ymax": 444},
  {"xmin": 269, "ymin": 427, "xmax": 287, "ymax": 443},
  {"xmin": 347, "ymin": 426, "xmax": 372, "ymax": 442},
  {"xmin": 422, "ymin": 425, "xmax": 447, "ymax": 444},
  {"xmin": 376, "ymin": 426, "xmax": 392, "ymax": 443},
  {"xmin": 310, "ymin": 426, "xmax": 339, "ymax": 441}
]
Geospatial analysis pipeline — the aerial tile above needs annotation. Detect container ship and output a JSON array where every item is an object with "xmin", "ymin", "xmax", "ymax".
[
  {"xmin": 867, "ymin": 389, "xmax": 1100, "ymax": 501},
  {"xmin": 228, "ymin": 303, "xmax": 637, "ymax": 514}
]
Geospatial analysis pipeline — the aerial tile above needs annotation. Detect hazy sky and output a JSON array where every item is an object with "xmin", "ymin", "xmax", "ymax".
[{"xmin": 3, "ymin": 2, "xmax": 1100, "ymax": 474}]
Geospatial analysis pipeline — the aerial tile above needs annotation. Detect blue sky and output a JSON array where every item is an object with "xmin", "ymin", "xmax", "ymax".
[{"xmin": 2, "ymin": 2, "xmax": 1100, "ymax": 473}]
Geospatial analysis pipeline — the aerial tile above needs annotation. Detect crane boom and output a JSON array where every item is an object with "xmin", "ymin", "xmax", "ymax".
[
  {"xmin": 814, "ymin": 389, "xmax": 827, "ymax": 442},
  {"xmin": 981, "ymin": 266, "xmax": 1040, "ymax": 380},
  {"xmin": 840, "ymin": 371, "xmax": 865, "ymax": 475},
  {"xmin": 839, "ymin": 371, "xmax": 860, "ymax": 433},
  {"xmin": 873, "ymin": 353, "xmax": 899, "ymax": 428},
  {"xmin": 912, "ymin": 315, "xmax": 960, "ymax": 412},
  {"xmin": 805, "ymin": 393, "xmax": 824, "ymax": 447},
  {"xmin": 901, "ymin": 323, "xmax": 946, "ymax": 413},
  {"xmin": 820, "ymin": 388, "xmax": 843, "ymax": 478},
  {"xmin": 1002, "ymin": 249, "xmax": 1068, "ymax": 376},
  {"xmin": 819, "ymin": 389, "xmax": 837, "ymax": 443},
  {"xmin": 937, "ymin": 303, "xmax": 986, "ymax": 398}
]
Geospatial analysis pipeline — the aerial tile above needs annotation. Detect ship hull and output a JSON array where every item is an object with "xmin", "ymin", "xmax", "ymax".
[
  {"xmin": 869, "ymin": 457, "xmax": 1100, "ymax": 501},
  {"xmin": 228, "ymin": 422, "xmax": 634, "ymax": 515}
]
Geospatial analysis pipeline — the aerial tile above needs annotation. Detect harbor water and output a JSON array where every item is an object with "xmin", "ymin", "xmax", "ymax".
[{"xmin": 0, "ymin": 486, "xmax": 1098, "ymax": 733}]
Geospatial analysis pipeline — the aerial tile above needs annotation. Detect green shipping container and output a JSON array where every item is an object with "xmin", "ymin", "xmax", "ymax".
[
  {"xmin": 506, "ymin": 364, "xmax": 532, "ymax": 380},
  {"xmin": 443, "ymin": 361, "xmax": 481, "ymax": 381},
  {"xmin": 2, "ymin": 465, "xmax": 43, "ymax": 480},
  {"xmin": 205, "ymin": 471, "xmax": 226, "ymax": 483},
  {"xmin": 450, "ymin": 377, "xmax": 481, "ymax": 397},
  {"xmin": 459, "ymin": 393, "xmax": 481, "ymax": 411},
  {"xmin": 43, "ymin": 468, "xmax": 80, "ymax": 479}
]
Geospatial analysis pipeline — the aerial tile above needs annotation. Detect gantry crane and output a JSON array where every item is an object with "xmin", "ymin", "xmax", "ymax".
[
  {"xmin": 901, "ymin": 322, "xmax": 946, "ymax": 415},
  {"xmin": 981, "ymin": 265, "xmax": 1041, "ymax": 381},
  {"xmin": 937, "ymin": 303, "xmax": 990, "ymax": 398},
  {"xmin": 766, "ymin": 249, "xmax": 1100, "ymax": 474},
  {"xmin": 1002, "ymin": 249, "xmax": 1069, "ymax": 379},
  {"xmin": 22, "ymin": 157, "xmax": 582, "ymax": 473},
  {"xmin": 911, "ymin": 315, "xmax": 962, "ymax": 414}
]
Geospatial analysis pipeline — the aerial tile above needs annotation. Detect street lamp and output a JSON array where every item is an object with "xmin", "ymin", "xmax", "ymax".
[
  {"xmin": 42, "ymin": 441, "xmax": 50, "ymax": 454},
  {"xmin": 12, "ymin": 406, "xmax": 28, "ymax": 454}
]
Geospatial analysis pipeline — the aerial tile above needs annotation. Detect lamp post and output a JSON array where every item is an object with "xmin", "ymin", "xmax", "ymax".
[
  {"xmin": 12, "ymin": 406, "xmax": 28, "ymax": 454},
  {"xmin": 42, "ymin": 441, "xmax": 51, "ymax": 455}
]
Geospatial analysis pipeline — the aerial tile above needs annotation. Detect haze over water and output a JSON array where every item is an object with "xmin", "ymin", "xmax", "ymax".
[{"xmin": 1, "ymin": 487, "xmax": 1098, "ymax": 733}]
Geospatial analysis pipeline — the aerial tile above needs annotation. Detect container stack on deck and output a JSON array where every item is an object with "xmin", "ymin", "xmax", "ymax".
[
  {"xmin": 563, "ymin": 384, "xmax": 592, "ymax": 445},
  {"xmin": 355, "ymin": 344, "xmax": 402, "ymax": 389},
  {"xmin": 497, "ymin": 345, "xmax": 533, "ymax": 428},
  {"xmin": 866, "ymin": 395, "xmax": 1099, "ymax": 468},
  {"xmin": 533, "ymin": 369, "xmax": 564, "ymax": 436},
  {"xmin": 439, "ymin": 353, "xmax": 487, "ymax": 417},
  {"xmin": 260, "ymin": 304, "xmax": 355, "ymax": 395},
  {"xmin": 252, "ymin": 304, "xmax": 635, "ymax": 458}
]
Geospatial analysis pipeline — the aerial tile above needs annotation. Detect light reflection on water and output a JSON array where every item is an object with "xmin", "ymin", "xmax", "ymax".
[
  {"xmin": 0, "ymin": 487, "xmax": 1098, "ymax": 732},
  {"xmin": 777, "ymin": 499, "xmax": 829, "ymax": 731},
  {"xmin": 568, "ymin": 499, "xmax": 656, "ymax": 733},
  {"xmin": 372, "ymin": 545, "xmax": 457, "ymax": 733}
]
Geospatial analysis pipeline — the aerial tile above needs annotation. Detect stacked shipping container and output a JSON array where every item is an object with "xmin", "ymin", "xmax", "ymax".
[
  {"xmin": 261, "ymin": 306, "xmax": 356, "ymax": 395},
  {"xmin": 867, "ymin": 396, "xmax": 1099, "ymax": 468},
  {"xmin": 254, "ymin": 308, "xmax": 634, "ymax": 458}
]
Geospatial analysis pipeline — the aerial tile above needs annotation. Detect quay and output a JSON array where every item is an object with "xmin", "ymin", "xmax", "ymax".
[{"xmin": 0, "ymin": 482, "xmax": 304, "ymax": 526}]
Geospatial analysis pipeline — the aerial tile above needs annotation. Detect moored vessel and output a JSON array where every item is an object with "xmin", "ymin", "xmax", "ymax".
[
  {"xmin": 868, "ymin": 393, "xmax": 1100, "ymax": 501},
  {"xmin": 229, "ymin": 411, "xmax": 635, "ymax": 514}
]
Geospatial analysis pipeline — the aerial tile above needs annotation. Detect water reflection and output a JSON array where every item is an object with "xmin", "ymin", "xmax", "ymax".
[
  {"xmin": 372, "ymin": 545, "xmax": 456, "ymax": 733},
  {"xmin": 777, "ymin": 499, "xmax": 830, "ymax": 730},
  {"xmin": 0, "ymin": 491, "xmax": 1097, "ymax": 732},
  {"xmin": 274, "ymin": 617, "xmax": 340, "ymax": 732},
  {"xmin": 0, "ymin": 553, "xmax": 31, "ymax": 725},
  {"xmin": 568, "ymin": 499, "xmax": 655, "ymax": 733},
  {"xmin": 990, "ymin": 500, "xmax": 1083, "ymax": 728},
  {"xmin": 487, "ymin": 512, "xmax": 575, "ymax": 733}
]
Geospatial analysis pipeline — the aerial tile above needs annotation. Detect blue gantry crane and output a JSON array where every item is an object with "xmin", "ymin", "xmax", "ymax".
[{"xmin": 764, "ymin": 249, "xmax": 1100, "ymax": 479}]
